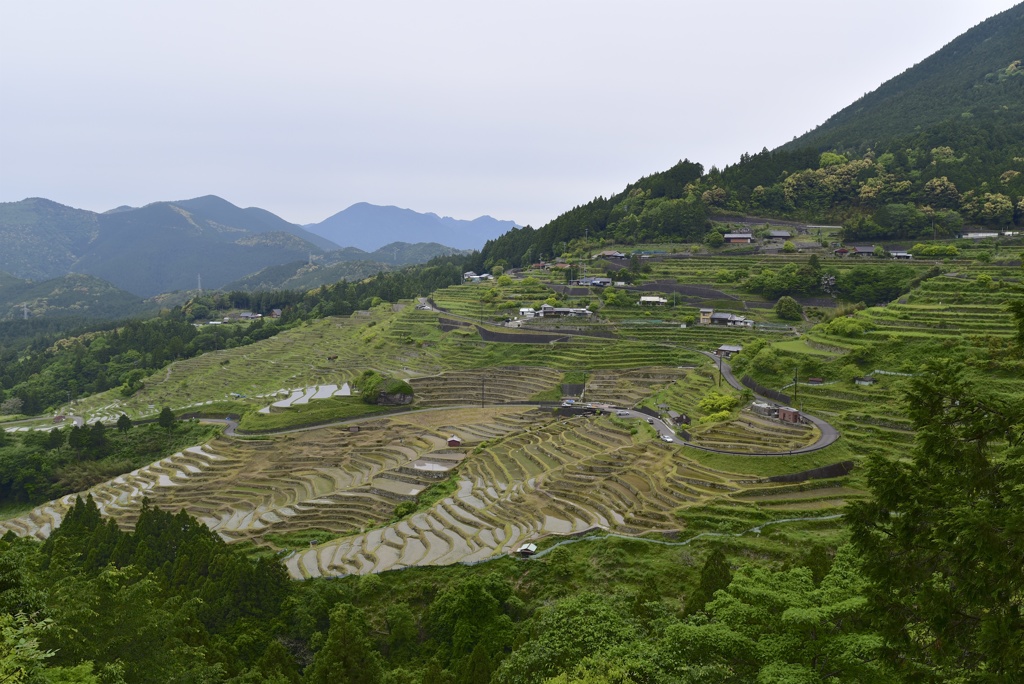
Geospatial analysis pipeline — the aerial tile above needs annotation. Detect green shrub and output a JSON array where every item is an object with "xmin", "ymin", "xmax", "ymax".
[
  {"xmin": 700, "ymin": 410, "xmax": 733, "ymax": 424},
  {"xmin": 698, "ymin": 391, "xmax": 738, "ymax": 414}
]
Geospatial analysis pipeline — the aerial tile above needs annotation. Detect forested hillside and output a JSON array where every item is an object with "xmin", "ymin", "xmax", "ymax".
[
  {"xmin": 0, "ymin": 272, "xmax": 149, "ymax": 322},
  {"xmin": 478, "ymin": 6, "xmax": 1024, "ymax": 270},
  {"xmin": 0, "ymin": 197, "xmax": 330, "ymax": 296},
  {"xmin": 782, "ymin": 2, "xmax": 1024, "ymax": 152}
]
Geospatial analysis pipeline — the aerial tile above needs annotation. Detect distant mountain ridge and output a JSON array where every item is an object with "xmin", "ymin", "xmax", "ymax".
[
  {"xmin": 305, "ymin": 202, "xmax": 519, "ymax": 251},
  {"xmin": 0, "ymin": 196, "xmax": 338, "ymax": 296},
  {"xmin": 0, "ymin": 196, "xmax": 496, "ymax": 298},
  {"xmin": 224, "ymin": 241, "xmax": 470, "ymax": 291}
]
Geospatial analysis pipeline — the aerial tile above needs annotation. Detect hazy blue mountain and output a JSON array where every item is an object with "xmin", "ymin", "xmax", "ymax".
[
  {"xmin": 0, "ymin": 196, "xmax": 334, "ymax": 297},
  {"xmin": 306, "ymin": 202, "xmax": 519, "ymax": 251},
  {"xmin": 223, "ymin": 241, "xmax": 469, "ymax": 291},
  {"xmin": 170, "ymin": 195, "xmax": 342, "ymax": 251}
]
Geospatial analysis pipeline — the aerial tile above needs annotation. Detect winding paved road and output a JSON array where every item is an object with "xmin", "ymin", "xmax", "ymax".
[{"xmin": 693, "ymin": 350, "xmax": 840, "ymax": 454}]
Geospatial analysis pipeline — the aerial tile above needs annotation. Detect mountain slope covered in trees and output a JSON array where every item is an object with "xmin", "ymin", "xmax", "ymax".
[
  {"xmin": 782, "ymin": 2, "xmax": 1024, "ymax": 153},
  {"xmin": 0, "ymin": 197, "xmax": 333, "ymax": 296},
  {"xmin": 478, "ymin": 6, "xmax": 1024, "ymax": 269}
]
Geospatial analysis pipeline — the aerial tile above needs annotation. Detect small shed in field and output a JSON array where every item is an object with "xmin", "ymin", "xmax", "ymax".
[{"xmin": 778, "ymin": 407, "xmax": 801, "ymax": 423}]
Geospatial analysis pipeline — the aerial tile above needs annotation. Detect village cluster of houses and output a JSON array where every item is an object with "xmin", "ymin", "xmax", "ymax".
[
  {"xmin": 721, "ymin": 228, "xmax": 796, "ymax": 244},
  {"xmin": 198, "ymin": 309, "xmax": 281, "ymax": 327},
  {"xmin": 700, "ymin": 308, "xmax": 753, "ymax": 328},
  {"xmin": 463, "ymin": 271, "xmax": 495, "ymax": 282}
]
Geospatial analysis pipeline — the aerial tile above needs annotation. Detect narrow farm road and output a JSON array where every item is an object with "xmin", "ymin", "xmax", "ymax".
[{"xmin": 693, "ymin": 349, "xmax": 840, "ymax": 454}]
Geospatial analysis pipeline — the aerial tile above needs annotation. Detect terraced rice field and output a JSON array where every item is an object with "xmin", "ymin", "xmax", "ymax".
[
  {"xmin": 689, "ymin": 411, "xmax": 820, "ymax": 453},
  {"xmin": 0, "ymin": 406, "xmax": 858, "ymax": 578},
  {"xmin": 67, "ymin": 313, "xmax": 432, "ymax": 420},
  {"xmin": 584, "ymin": 367, "xmax": 690, "ymax": 406},
  {"xmin": 411, "ymin": 366, "xmax": 562, "ymax": 406}
]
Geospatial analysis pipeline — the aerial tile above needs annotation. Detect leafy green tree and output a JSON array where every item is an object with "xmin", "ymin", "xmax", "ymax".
[
  {"xmin": 782, "ymin": 240, "xmax": 797, "ymax": 253},
  {"xmin": 157, "ymin": 407, "xmax": 175, "ymax": 432},
  {"xmin": 774, "ymin": 296, "xmax": 804, "ymax": 321},
  {"xmin": 428, "ymin": 574, "xmax": 515, "ymax": 680},
  {"xmin": 0, "ymin": 397, "xmax": 23, "ymax": 416},
  {"xmin": 67, "ymin": 425, "xmax": 89, "ymax": 457},
  {"xmin": 661, "ymin": 545, "xmax": 890, "ymax": 682},
  {"xmin": 45, "ymin": 428, "xmax": 64, "ymax": 451},
  {"xmin": 684, "ymin": 547, "xmax": 732, "ymax": 615},
  {"xmin": 847, "ymin": 360, "xmax": 1024, "ymax": 681},
  {"xmin": 306, "ymin": 604, "xmax": 383, "ymax": 684},
  {"xmin": 493, "ymin": 593, "xmax": 637, "ymax": 684},
  {"xmin": 88, "ymin": 421, "xmax": 108, "ymax": 457},
  {"xmin": 704, "ymin": 231, "xmax": 724, "ymax": 248},
  {"xmin": 116, "ymin": 414, "xmax": 132, "ymax": 434}
]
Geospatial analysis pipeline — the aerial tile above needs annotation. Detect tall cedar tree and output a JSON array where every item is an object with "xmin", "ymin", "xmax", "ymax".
[{"xmin": 847, "ymin": 359, "xmax": 1024, "ymax": 681}]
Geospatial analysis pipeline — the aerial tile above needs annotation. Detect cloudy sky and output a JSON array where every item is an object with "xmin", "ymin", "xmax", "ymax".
[{"xmin": 1, "ymin": 1, "xmax": 1018, "ymax": 228}]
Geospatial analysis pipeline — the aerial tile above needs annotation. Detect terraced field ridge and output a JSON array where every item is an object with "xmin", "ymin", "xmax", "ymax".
[{"xmin": 0, "ymin": 406, "xmax": 860, "ymax": 579}]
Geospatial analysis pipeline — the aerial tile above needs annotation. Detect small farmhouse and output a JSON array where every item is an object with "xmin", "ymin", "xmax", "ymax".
[
  {"xmin": 768, "ymin": 230, "xmax": 792, "ymax": 240},
  {"xmin": 639, "ymin": 296, "xmax": 668, "ymax": 306},
  {"xmin": 716, "ymin": 344, "xmax": 743, "ymax": 358},
  {"xmin": 777, "ymin": 407, "xmax": 801, "ymax": 423},
  {"xmin": 710, "ymin": 312, "xmax": 752, "ymax": 327},
  {"xmin": 667, "ymin": 410, "xmax": 691, "ymax": 425},
  {"xmin": 517, "ymin": 543, "xmax": 538, "ymax": 557},
  {"xmin": 576, "ymin": 277, "xmax": 612, "ymax": 287},
  {"xmin": 723, "ymin": 233, "xmax": 753, "ymax": 244},
  {"xmin": 447, "ymin": 435, "xmax": 462, "ymax": 447},
  {"xmin": 539, "ymin": 304, "xmax": 592, "ymax": 318},
  {"xmin": 699, "ymin": 308, "xmax": 714, "ymax": 325}
]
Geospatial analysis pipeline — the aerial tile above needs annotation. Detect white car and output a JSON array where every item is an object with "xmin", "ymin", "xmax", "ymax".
[
  {"xmin": 616, "ymin": 410, "xmax": 629, "ymax": 417},
  {"xmin": 660, "ymin": 434, "xmax": 673, "ymax": 443}
]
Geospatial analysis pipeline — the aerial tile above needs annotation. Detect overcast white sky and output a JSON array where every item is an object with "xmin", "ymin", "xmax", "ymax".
[{"xmin": 1, "ymin": 1, "xmax": 1018, "ymax": 228}]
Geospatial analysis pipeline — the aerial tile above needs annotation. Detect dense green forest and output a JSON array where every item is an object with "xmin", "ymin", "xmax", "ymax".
[
  {"xmin": 2, "ymin": 362, "xmax": 1020, "ymax": 683},
  {"xmin": 781, "ymin": 4, "xmax": 1024, "ymax": 153},
  {"xmin": 477, "ymin": 114, "xmax": 1024, "ymax": 271},
  {"xmin": 475, "ymin": 7, "xmax": 1024, "ymax": 271}
]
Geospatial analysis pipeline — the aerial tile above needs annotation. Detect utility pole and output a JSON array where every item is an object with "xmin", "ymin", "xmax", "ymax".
[
  {"xmin": 22, "ymin": 303, "xmax": 29, "ymax": 320},
  {"xmin": 197, "ymin": 274, "xmax": 202, "ymax": 295},
  {"xmin": 718, "ymin": 353, "xmax": 723, "ymax": 388},
  {"xmin": 793, "ymin": 366, "xmax": 799, "ymax": 405},
  {"xmin": 481, "ymin": 375, "xmax": 485, "ymax": 408}
]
